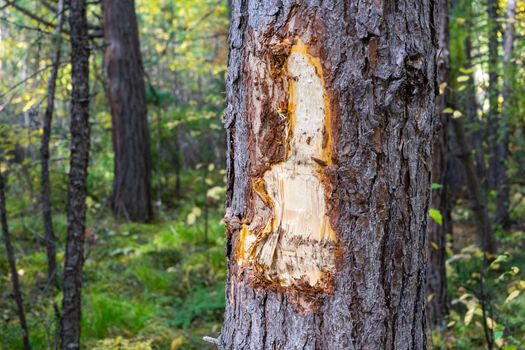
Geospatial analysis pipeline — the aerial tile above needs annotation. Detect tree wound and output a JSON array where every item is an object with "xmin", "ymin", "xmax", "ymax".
[{"xmin": 238, "ymin": 39, "xmax": 336, "ymax": 293}]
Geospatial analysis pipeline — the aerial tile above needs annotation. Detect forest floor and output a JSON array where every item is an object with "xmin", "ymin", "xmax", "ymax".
[
  {"xmin": 1, "ymin": 183, "xmax": 525, "ymax": 349},
  {"xmin": 0, "ymin": 180, "xmax": 226, "ymax": 349}
]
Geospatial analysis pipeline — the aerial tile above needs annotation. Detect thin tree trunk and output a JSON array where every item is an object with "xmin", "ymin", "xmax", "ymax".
[
  {"xmin": 426, "ymin": 0, "xmax": 449, "ymax": 328},
  {"xmin": 464, "ymin": 35, "xmax": 486, "ymax": 184},
  {"xmin": 60, "ymin": 0, "xmax": 90, "ymax": 347},
  {"xmin": 40, "ymin": 0, "xmax": 66, "ymax": 289},
  {"xmin": 451, "ymin": 116, "xmax": 496, "ymax": 254},
  {"xmin": 494, "ymin": 0, "xmax": 516, "ymax": 229},
  {"xmin": 0, "ymin": 172, "xmax": 31, "ymax": 350},
  {"xmin": 103, "ymin": 0, "xmax": 152, "ymax": 222},
  {"xmin": 486, "ymin": 0, "xmax": 501, "ymax": 190},
  {"xmin": 221, "ymin": 1, "xmax": 436, "ymax": 348}
]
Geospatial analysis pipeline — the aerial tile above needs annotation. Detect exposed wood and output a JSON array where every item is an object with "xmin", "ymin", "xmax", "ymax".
[
  {"xmin": 221, "ymin": 1, "xmax": 436, "ymax": 348},
  {"xmin": 60, "ymin": 0, "xmax": 90, "ymax": 347},
  {"xmin": 40, "ymin": 0, "xmax": 66, "ymax": 289},
  {"xmin": 0, "ymin": 172, "xmax": 31, "ymax": 350},
  {"xmin": 103, "ymin": 0, "xmax": 152, "ymax": 222}
]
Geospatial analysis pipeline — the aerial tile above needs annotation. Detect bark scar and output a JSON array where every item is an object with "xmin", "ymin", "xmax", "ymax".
[{"xmin": 238, "ymin": 38, "xmax": 337, "ymax": 302}]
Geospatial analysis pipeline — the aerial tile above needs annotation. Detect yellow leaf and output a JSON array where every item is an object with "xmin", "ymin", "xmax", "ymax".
[
  {"xmin": 486, "ymin": 317, "xmax": 497, "ymax": 330},
  {"xmin": 464, "ymin": 306, "xmax": 475, "ymax": 325},
  {"xmin": 457, "ymin": 75, "xmax": 470, "ymax": 82},
  {"xmin": 452, "ymin": 110, "xmax": 463, "ymax": 119},
  {"xmin": 505, "ymin": 290, "xmax": 520, "ymax": 303},
  {"xmin": 443, "ymin": 107, "xmax": 454, "ymax": 114},
  {"xmin": 439, "ymin": 82, "xmax": 447, "ymax": 95},
  {"xmin": 431, "ymin": 241, "xmax": 439, "ymax": 250}
]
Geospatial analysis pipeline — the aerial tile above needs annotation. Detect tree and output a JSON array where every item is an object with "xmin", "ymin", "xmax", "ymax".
[
  {"xmin": 103, "ymin": 0, "xmax": 152, "ymax": 222},
  {"xmin": 220, "ymin": 1, "xmax": 436, "ymax": 348},
  {"xmin": 40, "ymin": 0, "xmax": 66, "ymax": 289},
  {"xmin": 494, "ymin": 0, "xmax": 517, "ymax": 229},
  {"xmin": 426, "ymin": 0, "xmax": 450, "ymax": 328},
  {"xmin": 0, "ymin": 172, "xmax": 31, "ymax": 350},
  {"xmin": 60, "ymin": 0, "xmax": 91, "ymax": 347}
]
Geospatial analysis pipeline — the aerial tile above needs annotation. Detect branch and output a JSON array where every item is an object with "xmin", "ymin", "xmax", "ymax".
[
  {"xmin": 3, "ymin": 0, "xmax": 64, "ymax": 32},
  {"xmin": 4, "ymin": 1, "xmax": 103, "ymax": 38}
]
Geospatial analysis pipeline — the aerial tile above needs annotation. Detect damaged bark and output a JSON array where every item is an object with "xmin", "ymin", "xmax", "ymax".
[{"xmin": 221, "ymin": 1, "xmax": 436, "ymax": 349}]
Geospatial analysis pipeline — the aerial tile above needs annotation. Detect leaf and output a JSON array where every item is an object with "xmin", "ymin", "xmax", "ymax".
[
  {"xmin": 443, "ymin": 107, "xmax": 454, "ymax": 114},
  {"xmin": 439, "ymin": 82, "xmax": 447, "ymax": 95},
  {"xmin": 429, "ymin": 208, "xmax": 443, "ymax": 225},
  {"xmin": 457, "ymin": 75, "xmax": 470, "ymax": 82},
  {"xmin": 464, "ymin": 302, "xmax": 476, "ymax": 325},
  {"xmin": 459, "ymin": 67, "xmax": 474, "ymax": 74},
  {"xmin": 452, "ymin": 110, "xmax": 463, "ymax": 119},
  {"xmin": 486, "ymin": 317, "xmax": 497, "ymax": 330},
  {"xmin": 431, "ymin": 183, "xmax": 443, "ymax": 190},
  {"xmin": 186, "ymin": 207, "xmax": 202, "ymax": 225},
  {"xmin": 431, "ymin": 241, "xmax": 439, "ymax": 250},
  {"xmin": 505, "ymin": 290, "xmax": 520, "ymax": 303}
]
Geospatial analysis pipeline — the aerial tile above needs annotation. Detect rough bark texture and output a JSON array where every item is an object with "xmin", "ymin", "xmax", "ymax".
[
  {"xmin": 221, "ymin": 1, "xmax": 436, "ymax": 348},
  {"xmin": 40, "ymin": 0, "xmax": 65, "ymax": 288},
  {"xmin": 103, "ymin": 0, "xmax": 152, "ymax": 222},
  {"xmin": 426, "ymin": 0, "xmax": 449, "ymax": 329},
  {"xmin": 1, "ymin": 173, "xmax": 31, "ymax": 350},
  {"xmin": 60, "ymin": 0, "xmax": 90, "ymax": 348}
]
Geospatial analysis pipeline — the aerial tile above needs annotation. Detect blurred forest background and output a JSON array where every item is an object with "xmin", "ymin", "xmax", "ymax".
[{"xmin": 0, "ymin": 0, "xmax": 524, "ymax": 349}]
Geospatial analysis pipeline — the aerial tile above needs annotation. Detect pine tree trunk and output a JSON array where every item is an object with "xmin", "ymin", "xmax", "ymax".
[
  {"xmin": 40, "ymin": 0, "xmax": 65, "ymax": 289},
  {"xmin": 60, "ymin": 0, "xmax": 90, "ymax": 348},
  {"xmin": 103, "ymin": 0, "xmax": 152, "ymax": 222},
  {"xmin": 221, "ymin": 1, "xmax": 436, "ymax": 348},
  {"xmin": 426, "ymin": 0, "xmax": 449, "ymax": 328}
]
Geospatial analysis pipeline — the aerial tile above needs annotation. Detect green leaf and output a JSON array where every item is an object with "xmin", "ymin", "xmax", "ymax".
[
  {"xmin": 429, "ymin": 208, "xmax": 443, "ymax": 225},
  {"xmin": 431, "ymin": 183, "xmax": 443, "ymax": 190}
]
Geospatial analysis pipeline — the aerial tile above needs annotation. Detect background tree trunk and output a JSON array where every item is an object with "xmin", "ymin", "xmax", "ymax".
[
  {"xmin": 494, "ymin": 0, "xmax": 516, "ymax": 229},
  {"xmin": 103, "ymin": 0, "xmax": 152, "ymax": 222},
  {"xmin": 60, "ymin": 0, "xmax": 90, "ymax": 348},
  {"xmin": 40, "ymin": 0, "xmax": 65, "ymax": 289},
  {"xmin": 486, "ymin": 0, "xmax": 501, "ymax": 191},
  {"xmin": 0, "ymin": 173, "xmax": 31, "ymax": 350},
  {"xmin": 221, "ymin": 1, "xmax": 436, "ymax": 348},
  {"xmin": 426, "ymin": 0, "xmax": 450, "ymax": 329}
]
